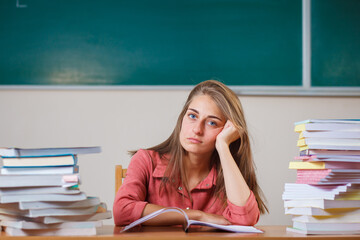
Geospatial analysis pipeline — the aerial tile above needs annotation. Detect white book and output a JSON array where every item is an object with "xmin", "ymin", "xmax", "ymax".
[
  {"xmin": 285, "ymin": 207, "xmax": 360, "ymax": 216},
  {"xmin": 0, "ymin": 174, "xmax": 79, "ymax": 188},
  {"xmin": 298, "ymin": 138, "xmax": 360, "ymax": 147},
  {"xmin": 0, "ymin": 203, "xmax": 106, "ymax": 218},
  {"xmin": 5, "ymin": 226, "xmax": 97, "ymax": 236},
  {"xmin": 0, "ymin": 210, "xmax": 112, "ymax": 224},
  {"xmin": 0, "ymin": 146, "xmax": 101, "ymax": 157},
  {"xmin": 121, "ymin": 207, "xmax": 263, "ymax": 233},
  {"xmin": 0, "ymin": 165, "xmax": 79, "ymax": 175},
  {"xmin": 0, "ymin": 192, "xmax": 87, "ymax": 203},
  {"xmin": 300, "ymin": 149, "xmax": 360, "ymax": 156},
  {"xmin": 20, "ymin": 197, "xmax": 101, "ymax": 210},
  {"xmin": 292, "ymin": 214, "xmax": 360, "ymax": 223},
  {"xmin": 295, "ymin": 120, "xmax": 360, "ymax": 132},
  {"xmin": 282, "ymin": 184, "xmax": 360, "ymax": 200},
  {"xmin": 0, "ymin": 197, "xmax": 101, "ymax": 210},
  {"xmin": 282, "ymin": 192, "xmax": 357, "ymax": 201},
  {"xmin": 1, "ymin": 155, "xmax": 77, "ymax": 167},
  {"xmin": 284, "ymin": 183, "xmax": 353, "ymax": 193},
  {"xmin": 295, "ymin": 119, "xmax": 360, "ymax": 125},
  {"xmin": 0, "ymin": 219, "xmax": 102, "ymax": 229},
  {"xmin": 283, "ymin": 199, "xmax": 360, "ymax": 209},
  {"xmin": 286, "ymin": 227, "xmax": 360, "ymax": 235},
  {"xmin": 300, "ymin": 130, "xmax": 360, "ymax": 139},
  {"xmin": 293, "ymin": 221, "xmax": 360, "ymax": 232},
  {"xmin": 40, "ymin": 211, "xmax": 112, "ymax": 224},
  {"xmin": 301, "ymin": 144, "xmax": 360, "ymax": 151},
  {"xmin": 295, "ymin": 155, "xmax": 360, "ymax": 162},
  {"xmin": 0, "ymin": 186, "xmax": 80, "ymax": 196},
  {"xmin": 315, "ymin": 155, "xmax": 360, "ymax": 160}
]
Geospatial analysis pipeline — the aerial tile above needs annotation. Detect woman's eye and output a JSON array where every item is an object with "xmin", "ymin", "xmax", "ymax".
[
  {"xmin": 208, "ymin": 121, "xmax": 217, "ymax": 126},
  {"xmin": 189, "ymin": 114, "xmax": 196, "ymax": 119}
]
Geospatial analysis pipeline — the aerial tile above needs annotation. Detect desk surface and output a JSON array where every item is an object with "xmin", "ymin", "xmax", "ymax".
[{"xmin": 1, "ymin": 225, "xmax": 360, "ymax": 239}]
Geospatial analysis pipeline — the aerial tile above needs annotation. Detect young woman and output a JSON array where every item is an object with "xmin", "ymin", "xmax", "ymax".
[{"xmin": 113, "ymin": 80, "xmax": 267, "ymax": 226}]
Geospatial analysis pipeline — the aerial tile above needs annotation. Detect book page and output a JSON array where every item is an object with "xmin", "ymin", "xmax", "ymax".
[
  {"xmin": 187, "ymin": 220, "xmax": 263, "ymax": 233},
  {"xmin": 120, "ymin": 208, "xmax": 187, "ymax": 232}
]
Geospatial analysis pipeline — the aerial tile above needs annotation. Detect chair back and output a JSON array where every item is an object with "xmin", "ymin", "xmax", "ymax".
[{"xmin": 115, "ymin": 165, "xmax": 127, "ymax": 193}]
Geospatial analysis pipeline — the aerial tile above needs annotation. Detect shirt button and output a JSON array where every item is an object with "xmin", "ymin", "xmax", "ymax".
[
  {"xmin": 206, "ymin": 184, "xmax": 209, "ymax": 187},
  {"xmin": 186, "ymin": 207, "xmax": 190, "ymax": 210},
  {"xmin": 178, "ymin": 186, "xmax": 183, "ymax": 190}
]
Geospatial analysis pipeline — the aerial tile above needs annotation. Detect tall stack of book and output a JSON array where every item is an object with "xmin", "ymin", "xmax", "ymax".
[
  {"xmin": 0, "ymin": 147, "xmax": 112, "ymax": 236},
  {"xmin": 284, "ymin": 119, "xmax": 360, "ymax": 235}
]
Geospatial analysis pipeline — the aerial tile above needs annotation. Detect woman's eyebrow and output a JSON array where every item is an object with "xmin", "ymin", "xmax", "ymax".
[
  {"xmin": 188, "ymin": 108, "xmax": 199, "ymax": 114},
  {"xmin": 188, "ymin": 108, "xmax": 223, "ymax": 121}
]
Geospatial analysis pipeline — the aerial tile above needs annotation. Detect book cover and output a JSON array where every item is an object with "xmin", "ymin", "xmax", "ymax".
[
  {"xmin": 292, "ymin": 214, "xmax": 360, "ymax": 223},
  {"xmin": 297, "ymin": 138, "xmax": 360, "ymax": 148},
  {"xmin": 0, "ymin": 208, "xmax": 112, "ymax": 224},
  {"xmin": 0, "ymin": 165, "xmax": 79, "ymax": 175},
  {"xmin": 0, "ymin": 192, "xmax": 87, "ymax": 204},
  {"xmin": 283, "ymin": 199, "xmax": 360, "ymax": 209},
  {"xmin": 0, "ymin": 174, "xmax": 79, "ymax": 188},
  {"xmin": 285, "ymin": 207, "xmax": 360, "ymax": 216},
  {"xmin": 286, "ymin": 226, "xmax": 360, "ymax": 235},
  {"xmin": 299, "ymin": 130, "xmax": 360, "ymax": 139},
  {"xmin": 1, "ymin": 155, "xmax": 77, "ymax": 167},
  {"xmin": 0, "ymin": 202, "xmax": 107, "ymax": 218},
  {"xmin": 300, "ymin": 149, "xmax": 360, "ymax": 156},
  {"xmin": 4, "ymin": 226, "xmax": 98, "ymax": 236},
  {"xmin": 295, "ymin": 155, "xmax": 360, "ymax": 162},
  {"xmin": 0, "ymin": 219, "xmax": 102, "ymax": 229},
  {"xmin": 0, "ymin": 186, "xmax": 80, "ymax": 196},
  {"xmin": 292, "ymin": 221, "xmax": 360, "ymax": 232},
  {"xmin": 0, "ymin": 146, "xmax": 101, "ymax": 157},
  {"xmin": 288, "ymin": 161, "xmax": 360, "ymax": 169},
  {"xmin": 299, "ymin": 144, "xmax": 360, "ymax": 151},
  {"xmin": 295, "ymin": 123, "xmax": 360, "ymax": 133}
]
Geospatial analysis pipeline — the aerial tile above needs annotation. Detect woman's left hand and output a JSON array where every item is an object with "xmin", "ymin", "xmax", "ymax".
[{"xmin": 215, "ymin": 120, "xmax": 241, "ymax": 149}]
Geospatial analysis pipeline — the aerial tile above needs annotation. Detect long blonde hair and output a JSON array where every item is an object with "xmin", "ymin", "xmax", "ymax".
[{"xmin": 138, "ymin": 80, "xmax": 268, "ymax": 214}]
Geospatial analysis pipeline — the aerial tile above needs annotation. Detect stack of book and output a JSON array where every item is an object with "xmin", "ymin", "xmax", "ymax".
[
  {"xmin": 0, "ymin": 147, "xmax": 112, "ymax": 236},
  {"xmin": 284, "ymin": 119, "xmax": 360, "ymax": 235}
]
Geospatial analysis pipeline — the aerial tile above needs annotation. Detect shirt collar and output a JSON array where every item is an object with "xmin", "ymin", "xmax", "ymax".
[
  {"xmin": 153, "ymin": 159, "xmax": 167, "ymax": 178},
  {"xmin": 195, "ymin": 164, "xmax": 217, "ymax": 190}
]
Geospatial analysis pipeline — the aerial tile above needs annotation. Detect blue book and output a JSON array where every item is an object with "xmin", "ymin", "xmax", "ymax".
[{"xmin": 0, "ymin": 146, "xmax": 101, "ymax": 157}]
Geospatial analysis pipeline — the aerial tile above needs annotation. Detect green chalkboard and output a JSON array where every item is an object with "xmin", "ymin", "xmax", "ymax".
[
  {"xmin": 312, "ymin": 0, "xmax": 360, "ymax": 87},
  {"xmin": 0, "ymin": 0, "xmax": 302, "ymax": 86}
]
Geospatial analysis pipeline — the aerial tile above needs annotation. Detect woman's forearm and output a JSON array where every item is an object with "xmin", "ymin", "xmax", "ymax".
[
  {"xmin": 141, "ymin": 203, "xmax": 230, "ymax": 225},
  {"xmin": 141, "ymin": 203, "xmax": 202, "ymax": 225},
  {"xmin": 216, "ymin": 142, "xmax": 251, "ymax": 206}
]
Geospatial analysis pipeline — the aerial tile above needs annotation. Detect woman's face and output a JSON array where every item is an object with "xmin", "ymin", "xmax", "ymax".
[{"xmin": 180, "ymin": 94, "xmax": 226, "ymax": 156}]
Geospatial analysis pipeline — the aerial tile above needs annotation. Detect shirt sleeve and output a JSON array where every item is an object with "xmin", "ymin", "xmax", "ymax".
[
  {"xmin": 113, "ymin": 149, "xmax": 152, "ymax": 226},
  {"xmin": 222, "ymin": 191, "xmax": 260, "ymax": 226}
]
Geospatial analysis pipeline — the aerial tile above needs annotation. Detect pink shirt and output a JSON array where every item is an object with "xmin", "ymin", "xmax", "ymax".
[{"xmin": 113, "ymin": 149, "xmax": 260, "ymax": 226}]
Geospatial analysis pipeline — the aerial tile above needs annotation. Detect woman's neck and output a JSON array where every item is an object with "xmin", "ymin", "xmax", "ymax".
[{"xmin": 183, "ymin": 152, "xmax": 212, "ymax": 189}]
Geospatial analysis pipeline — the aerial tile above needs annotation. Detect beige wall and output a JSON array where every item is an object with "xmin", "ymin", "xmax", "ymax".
[{"xmin": 1, "ymin": 89, "xmax": 359, "ymax": 225}]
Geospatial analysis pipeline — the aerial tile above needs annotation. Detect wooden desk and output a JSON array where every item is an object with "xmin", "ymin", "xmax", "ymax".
[{"xmin": 1, "ymin": 225, "xmax": 360, "ymax": 239}]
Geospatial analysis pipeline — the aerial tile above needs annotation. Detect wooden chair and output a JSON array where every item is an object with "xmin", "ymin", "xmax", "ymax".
[{"xmin": 115, "ymin": 165, "xmax": 127, "ymax": 193}]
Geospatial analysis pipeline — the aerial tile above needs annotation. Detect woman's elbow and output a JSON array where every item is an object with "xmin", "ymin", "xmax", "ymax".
[{"xmin": 113, "ymin": 197, "xmax": 148, "ymax": 226}]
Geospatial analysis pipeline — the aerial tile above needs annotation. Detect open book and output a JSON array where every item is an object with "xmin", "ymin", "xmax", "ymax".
[{"xmin": 121, "ymin": 207, "xmax": 263, "ymax": 233}]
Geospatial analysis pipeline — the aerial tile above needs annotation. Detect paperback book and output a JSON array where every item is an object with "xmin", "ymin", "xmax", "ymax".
[
  {"xmin": 121, "ymin": 207, "xmax": 263, "ymax": 233},
  {"xmin": 284, "ymin": 119, "xmax": 360, "ymax": 235}
]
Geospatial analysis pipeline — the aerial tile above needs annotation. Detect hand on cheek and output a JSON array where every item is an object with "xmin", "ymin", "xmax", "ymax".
[{"xmin": 216, "ymin": 120, "xmax": 241, "ymax": 149}]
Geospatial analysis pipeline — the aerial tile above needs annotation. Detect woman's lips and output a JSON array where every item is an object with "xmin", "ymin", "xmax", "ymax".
[{"xmin": 188, "ymin": 138, "xmax": 202, "ymax": 143}]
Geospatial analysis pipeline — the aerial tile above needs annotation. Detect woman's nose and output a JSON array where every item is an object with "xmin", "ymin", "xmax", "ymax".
[{"xmin": 192, "ymin": 122, "xmax": 203, "ymax": 135}]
